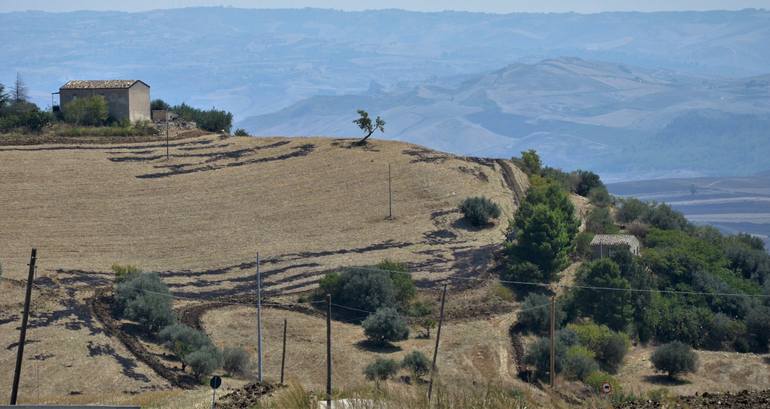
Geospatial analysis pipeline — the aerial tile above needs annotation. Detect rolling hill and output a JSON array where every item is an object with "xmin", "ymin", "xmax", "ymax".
[{"xmin": 240, "ymin": 57, "xmax": 770, "ymax": 180}]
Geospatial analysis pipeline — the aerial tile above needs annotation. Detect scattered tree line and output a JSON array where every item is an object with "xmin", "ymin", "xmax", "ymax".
[{"xmin": 111, "ymin": 264, "xmax": 250, "ymax": 380}]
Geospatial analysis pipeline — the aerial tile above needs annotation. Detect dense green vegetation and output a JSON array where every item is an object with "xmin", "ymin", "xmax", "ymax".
[
  {"xmin": 364, "ymin": 357, "xmax": 399, "ymax": 382},
  {"xmin": 362, "ymin": 307, "xmax": 410, "ymax": 345},
  {"xmin": 0, "ymin": 80, "xmax": 52, "ymax": 133},
  {"xmin": 316, "ymin": 261, "xmax": 416, "ymax": 314},
  {"xmin": 459, "ymin": 196, "xmax": 501, "ymax": 227},
  {"xmin": 509, "ymin": 149, "xmax": 770, "ymax": 392},
  {"xmin": 172, "ymin": 103, "xmax": 233, "ymax": 133}
]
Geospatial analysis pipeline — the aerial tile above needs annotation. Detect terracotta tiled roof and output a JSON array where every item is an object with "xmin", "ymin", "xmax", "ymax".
[{"xmin": 60, "ymin": 80, "xmax": 148, "ymax": 89}]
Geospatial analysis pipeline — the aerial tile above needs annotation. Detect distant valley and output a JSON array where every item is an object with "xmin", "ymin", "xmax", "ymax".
[{"xmin": 609, "ymin": 174, "xmax": 770, "ymax": 250}]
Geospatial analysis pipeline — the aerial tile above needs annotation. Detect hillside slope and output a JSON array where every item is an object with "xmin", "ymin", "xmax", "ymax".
[{"xmin": 0, "ymin": 134, "xmax": 526, "ymax": 293}]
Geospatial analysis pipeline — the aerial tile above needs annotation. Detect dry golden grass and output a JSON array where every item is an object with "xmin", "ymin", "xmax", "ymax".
[{"xmin": 0, "ymin": 135, "xmax": 526, "ymax": 404}]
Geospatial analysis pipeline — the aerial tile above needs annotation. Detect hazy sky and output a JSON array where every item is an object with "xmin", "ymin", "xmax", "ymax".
[{"xmin": 1, "ymin": 0, "xmax": 769, "ymax": 13}]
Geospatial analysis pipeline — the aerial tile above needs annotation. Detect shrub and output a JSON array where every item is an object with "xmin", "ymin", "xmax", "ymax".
[
  {"xmin": 517, "ymin": 293, "xmax": 563, "ymax": 335},
  {"xmin": 459, "ymin": 196, "xmax": 501, "ymax": 227},
  {"xmin": 364, "ymin": 357, "xmax": 399, "ymax": 382},
  {"xmin": 523, "ymin": 330, "xmax": 577, "ymax": 380},
  {"xmin": 172, "ymin": 103, "xmax": 233, "ymax": 133},
  {"xmin": 401, "ymin": 350, "xmax": 430, "ymax": 378},
  {"xmin": 574, "ymin": 232, "xmax": 595, "ymax": 260},
  {"xmin": 158, "ymin": 324, "xmax": 212, "ymax": 370},
  {"xmin": 586, "ymin": 207, "xmax": 618, "ymax": 234},
  {"xmin": 151, "ymin": 99, "xmax": 170, "ymax": 110},
  {"xmin": 514, "ymin": 149, "xmax": 541, "ymax": 176},
  {"xmin": 63, "ymin": 95, "xmax": 109, "ymax": 126},
  {"xmin": 112, "ymin": 263, "xmax": 141, "ymax": 283},
  {"xmin": 573, "ymin": 170, "xmax": 604, "ymax": 197},
  {"xmin": 745, "ymin": 305, "xmax": 770, "ymax": 352},
  {"xmin": 187, "ymin": 345, "xmax": 223, "ymax": 380},
  {"xmin": 563, "ymin": 345, "xmax": 599, "ymax": 381},
  {"xmin": 223, "ymin": 346, "xmax": 252, "ymax": 376},
  {"xmin": 651, "ymin": 342, "xmax": 699, "ymax": 379},
  {"xmin": 233, "ymin": 128, "xmax": 249, "ymax": 136},
  {"xmin": 502, "ymin": 261, "xmax": 546, "ymax": 283},
  {"xmin": 585, "ymin": 371, "xmax": 621, "ymax": 394},
  {"xmin": 114, "ymin": 272, "xmax": 174, "ymax": 332},
  {"xmin": 568, "ymin": 322, "xmax": 629, "ymax": 374},
  {"xmin": 409, "ymin": 300, "xmax": 437, "ymax": 338},
  {"xmin": 626, "ymin": 221, "xmax": 650, "ymax": 238},
  {"xmin": 644, "ymin": 203, "xmax": 689, "ymax": 231},
  {"xmin": 362, "ymin": 307, "xmax": 409, "ymax": 345},
  {"xmin": 317, "ymin": 266, "xmax": 415, "ymax": 313},
  {"xmin": 704, "ymin": 313, "xmax": 746, "ymax": 351},
  {"xmin": 588, "ymin": 187, "xmax": 612, "ymax": 208},
  {"xmin": 572, "ymin": 259, "xmax": 633, "ymax": 332},
  {"xmin": 617, "ymin": 198, "xmax": 649, "ymax": 223}
]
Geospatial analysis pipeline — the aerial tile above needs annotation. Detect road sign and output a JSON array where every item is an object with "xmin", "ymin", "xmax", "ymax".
[
  {"xmin": 210, "ymin": 375, "xmax": 222, "ymax": 390},
  {"xmin": 601, "ymin": 382, "xmax": 612, "ymax": 394}
]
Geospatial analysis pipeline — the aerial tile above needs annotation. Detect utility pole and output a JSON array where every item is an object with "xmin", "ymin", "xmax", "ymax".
[
  {"xmin": 428, "ymin": 283, "xmax": 447, "ymax": 402},
  {"xmin": 256, "ymin": 252, "xmax": 263, "ymax": 383},
  {"xmin": 388, "ymin": 163, "xmax": 393, "ymax": 219},
  {"xmin": 10, "ymin": 248, "xmax": 37, "ymax": 405},
  {"xmin": 166, "ymin": 124, "xmax": 170, "ymax": 161},
  {"xmin": 280, "ymin": 318, "xmax": 287, "ymax": 385},
  {"xmin": 326, "ymin": 294, "xmax": 332, "ymax": 409},
  {"xmin": 549, "ymin": 295, "xmax": 556, "ymax": 389}
]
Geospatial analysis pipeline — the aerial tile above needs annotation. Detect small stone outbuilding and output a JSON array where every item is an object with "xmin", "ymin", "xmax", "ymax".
[
  {"xmin": 590, "ymin": 234, "xmax": 641, "ymax": 259},
  {"xmin": 59, "ymin": 80, "xmax": 150, "ymax": 123}
]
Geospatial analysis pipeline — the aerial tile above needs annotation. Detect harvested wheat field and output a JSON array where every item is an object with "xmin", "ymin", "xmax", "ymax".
[{"xmin": 0, "ymin": 134, "xmax": 527, "ymax": 405}]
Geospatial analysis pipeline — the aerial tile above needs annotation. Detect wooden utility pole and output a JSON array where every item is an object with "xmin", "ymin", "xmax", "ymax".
[
  {"xmin": 549, "ymin": 295, "xmax": 556, "ymax": 389},
  {"xmin": 280, "ymin": 318, "xmax": 287, "ymax": 385},
  {"xmin": 165, "ymin": 124, "xmax": 170, "ymax": 160},
  {"xmin": 10, "ymin": 248, "xmax": 37, "ymax": 405},
  {"xmin": 427, "ymin": 283, "xmax": 448, "ymax": 402},
  {"xmin": 388, "ymin": 163, "xmax": 393, "ymax": 219},
  {"xmin": 326, "ymin": 294, "xmax": 332, "ymax": 409},
  {"xmin": 256, "ymin": 252, "xmax": 263, "ymax": 383}
]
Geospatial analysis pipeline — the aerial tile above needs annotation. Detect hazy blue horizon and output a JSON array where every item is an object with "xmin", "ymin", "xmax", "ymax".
[{"xmin": 2, "ymin": 0, "xmax": 769, "ymax": 13}]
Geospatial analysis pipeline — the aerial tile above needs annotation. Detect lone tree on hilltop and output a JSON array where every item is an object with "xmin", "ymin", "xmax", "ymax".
[{"xmin": 353, "ymin": 109, "xmax": 385, "ymax": 145}]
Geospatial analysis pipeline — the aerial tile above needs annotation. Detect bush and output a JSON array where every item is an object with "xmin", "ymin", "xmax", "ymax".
[
  {"xmin": 586, "ymin": 207, "xmax": 618, "ymax": 234},
  {"xmin": 233, "ymin": 128, "xmax": 249, "ymax": 136},
  {"xmin": 617, "ymin": 198, "xmax": 649, "ymax": 223},
  {"xmin": 63, "ymin": 95, "xmax": 109, "ymax": 126},
  {"xmin": 563, "ymin": 345, "xmax": 599, "ymax": 381},
  {"xmin": 503, "ymin": 261, "xmax": 546, "ymax": 283},
  {"xmin": 459, "ymin": 196, "xmax": 501, "ymax": 227},
  {"xmin": 364, "ymin": 357, "xmax": 399, "ymax": 382},
  {"xmin": 704, "ymin": 313, "xmax": 746, "ymax": 351},
  {"xmin": 317, "ymin": 266, "xmax": 415, "ymax": 313},
  {"xmin": 401, "ymin": 350, "xmax": 430, "ymax": 378},
  {"xmin": 514, "ymin": 150, "xmax": 541, "ymax": 176},
  {"xmin": 172, "ymin": 103, "xmax": 233, "ymax": 133},
  {"xmin": 651, "ymin": 342, "xmax": 698, "ymax": 379},
  {"xmin": 158, "ymin": 324, "xmax": 212, "ymax": 370},
  {"xmin": 223, "ymin": 346, "xmax": 252, "ymax": 376},
  {"xmin": 362, "ymin": 307, "xmax": 409, "ymax": 344},
  {"xmin": 573, "ymin": 170, "xmax": 604, "ymax": 197},
  {"xmin": 151, "ymin": 99, "xmax": 170, "ymax": 110},
  {"xmin": 114, "ymin": 272, "xmax": 174, "ymax": 332},
  {"xmin": 574, "ymin": 232, "xmax": 595, "ymax": 260},
  {"xmin": 585, "ymin": 371, "xmax": 621, "ymax": 394},
  {"xmin": 409, "ymin": 300, "xmax": 436, "ymax": 338},
  {"xmin": 187, "ymin": 345, "xmax": 223, "ymax": 380},
  {"xmin": 745, "ymin": 305, "xmax": 770, "ymax": 352},
  {"xmin": 112, "ymin": 263, "xmax": 141, "ymax": 283},
  {"xmin": 572, "ymin": 259, "xmax": 633, "ymax": 332},
  {"xmin": 588, "ymin": 187, "xmax": 612, "ymax": 208},
  {"xmin": 644, "ymin": 203, "xmax": 689, "ymax": 231},
  {"xmin": 523, "ymin": 329, "xmax": 577, "ymax": 380},
  {"xmin": 568, "ymin": 322, "xmax": 629, "ymax": 374},
  {"xmin": 517, "ymin": 293, "xmax": 563, "ymax": 335}
]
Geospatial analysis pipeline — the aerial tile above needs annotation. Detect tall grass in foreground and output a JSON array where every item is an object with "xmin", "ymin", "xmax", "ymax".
[{"xmin": 251, "ymin": 382, "xmax": 534, "ymax": 409}]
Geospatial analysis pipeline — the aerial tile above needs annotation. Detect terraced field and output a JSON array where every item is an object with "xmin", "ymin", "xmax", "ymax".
[{"xmin": 0, "ymin": 134, "xmax": 526, "ymax": 403}]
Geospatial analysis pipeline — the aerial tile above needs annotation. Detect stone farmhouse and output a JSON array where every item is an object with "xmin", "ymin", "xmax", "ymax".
[
  {"xmin": 59, "ymin": 80, "xmax": 150, "ymax": 123},
  {"xmin": 590, "ymin": 234, "xmax": 641, "ymax": 259}
]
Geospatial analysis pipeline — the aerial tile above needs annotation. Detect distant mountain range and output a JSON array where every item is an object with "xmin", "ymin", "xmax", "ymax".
[
  {"xmin": 3, "ymin": 7, "xmax": 770, "ymax": 179},
  {"xmin": 241, "ymin": 57, "xmax": 770, "ymax": 180}
]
